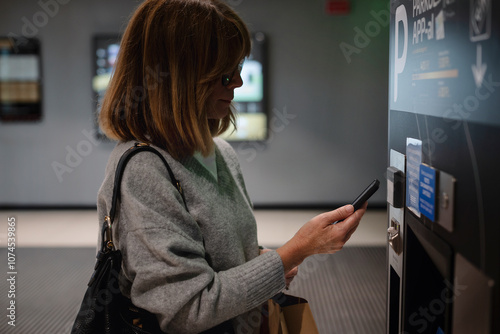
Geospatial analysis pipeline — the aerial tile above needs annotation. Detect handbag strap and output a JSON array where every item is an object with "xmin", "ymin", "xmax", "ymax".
[{"xmin": 101, "ymin": 142, "xmax": 188, "ymax": 252}]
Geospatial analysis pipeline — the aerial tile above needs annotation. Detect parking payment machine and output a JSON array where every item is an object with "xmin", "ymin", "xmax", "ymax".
[{"xmin": 387, "ymin": 1, "xmax": 500, "ymax": 333}]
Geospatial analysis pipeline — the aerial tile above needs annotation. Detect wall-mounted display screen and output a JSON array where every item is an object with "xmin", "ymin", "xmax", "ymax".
[
  {"xmin": 92, "ymin": 32, "xmax": 268, "ymax": 141},
  {"xmin": 0, "ymin": 37, "xmax": 42, "ymax": 121},
  {"xmin": 220, "ymin": 32, "xmax": 268, "ymax": 141},
  {"xmin": 92, "ymin": 35, "xmax": 120, "ymax": 137}
]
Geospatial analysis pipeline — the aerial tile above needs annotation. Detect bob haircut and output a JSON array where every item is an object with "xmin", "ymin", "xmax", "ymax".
[{"xmin": 99, "ymin": 0, "xmax": 251, "ymax": 159}]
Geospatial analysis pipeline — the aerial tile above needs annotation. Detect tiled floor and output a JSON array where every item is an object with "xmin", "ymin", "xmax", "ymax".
[{"xmin": 0, "ymin": 208, "xmax": 388, "ymax": 248}]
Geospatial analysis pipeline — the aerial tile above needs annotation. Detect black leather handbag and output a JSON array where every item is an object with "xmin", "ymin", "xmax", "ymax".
[{"xmin": 71, "ymin": 143, "xmax": 186, "ymax": 334}]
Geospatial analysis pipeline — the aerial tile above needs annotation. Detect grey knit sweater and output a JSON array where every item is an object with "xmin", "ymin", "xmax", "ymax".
[{"xmin": 97, "ymin": 138, "xmax": 286, "ymax": 333}]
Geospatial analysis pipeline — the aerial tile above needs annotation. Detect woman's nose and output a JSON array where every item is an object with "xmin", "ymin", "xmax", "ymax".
[{"xmin": 227, "ymin": 72, "xmax": 243, "ymax": 89}]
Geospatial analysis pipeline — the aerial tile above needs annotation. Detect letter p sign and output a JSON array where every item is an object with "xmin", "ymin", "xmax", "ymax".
[{"xmin": 394, "ymin": 5, "xmax": 408, "ymax": 102}]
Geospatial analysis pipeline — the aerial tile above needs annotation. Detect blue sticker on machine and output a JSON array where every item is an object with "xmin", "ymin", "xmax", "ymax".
[{"xmin": 419, "ymin": 164, "xmax": 437, "ymax": 222}]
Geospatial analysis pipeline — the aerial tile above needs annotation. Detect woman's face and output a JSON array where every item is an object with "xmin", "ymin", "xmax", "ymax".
[{"xmin": 207, "ymin": 65, "xmax": 244, "ymax": 120}]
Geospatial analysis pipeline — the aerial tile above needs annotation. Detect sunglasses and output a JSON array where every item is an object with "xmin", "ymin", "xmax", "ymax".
[{"xmin": 221, "ymin": 60, "xmax": 244, "ymax": 87}]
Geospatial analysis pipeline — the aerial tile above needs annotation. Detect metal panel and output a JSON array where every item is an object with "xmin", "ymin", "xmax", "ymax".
[
  {"xmin": 452, "ymin": 253, "xmax": 494, "ymax": 334},
  {"xmin": 387, "ymin": 149, "xmax": 406, "ymax": 334},
  {"xmin": 436, "ymin": 171, "xmax": 456, "ymax": 232}
]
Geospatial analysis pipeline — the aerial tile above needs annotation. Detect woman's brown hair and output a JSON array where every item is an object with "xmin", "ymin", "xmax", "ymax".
[{"xmin": 99, "ymin": 0, "xmax": 251, "ymax": 159}]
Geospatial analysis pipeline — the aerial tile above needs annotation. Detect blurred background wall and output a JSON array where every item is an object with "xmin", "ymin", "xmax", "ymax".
[{"xmin": 0, "ymin": 0, "xmax": 390, "ymax": 207}]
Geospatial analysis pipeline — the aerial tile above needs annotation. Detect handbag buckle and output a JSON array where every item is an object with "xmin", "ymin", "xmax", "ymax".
[{"xmin": 104, "ymin": 216, "xmax": 115, "ymax": 251}]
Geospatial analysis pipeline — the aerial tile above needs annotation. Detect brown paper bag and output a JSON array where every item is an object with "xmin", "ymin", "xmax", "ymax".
[{"xmin": 262, "ymin": 294, "xmax": 319, "ymax": 334}]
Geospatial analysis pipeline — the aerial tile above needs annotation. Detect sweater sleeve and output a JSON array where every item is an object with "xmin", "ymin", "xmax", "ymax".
[{"xmin": 115, "ymin": 150, "xmax": 285, "ymax": 334}]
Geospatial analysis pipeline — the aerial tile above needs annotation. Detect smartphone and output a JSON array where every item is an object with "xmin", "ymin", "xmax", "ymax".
[
  {"xmin": 351, "ymin": 179, "xmax": 380, "ymax": 211},
  {"xmin": 333, "ymin": 179, "xmax": 380, "ymax": 224}
]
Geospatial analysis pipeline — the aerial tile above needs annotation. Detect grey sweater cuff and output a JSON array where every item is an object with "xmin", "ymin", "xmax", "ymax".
[{"xmin": 240, "ymin": 251, "xmax": 286, "ymax": 310}]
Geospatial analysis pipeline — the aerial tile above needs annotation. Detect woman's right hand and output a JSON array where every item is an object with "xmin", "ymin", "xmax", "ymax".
[{"xmin": 276, "ymin": 203, "xmax": 367, "ymax": 274}]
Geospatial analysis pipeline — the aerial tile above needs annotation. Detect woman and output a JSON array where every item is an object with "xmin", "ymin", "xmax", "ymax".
[{"xmin": 97, "ymin": 0, "xmax": 367, "ymax": 333}]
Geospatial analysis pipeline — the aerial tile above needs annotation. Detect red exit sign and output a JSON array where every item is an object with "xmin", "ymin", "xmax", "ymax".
[{"xmin": 325, "ymin": 0, "xmax": 350, "ymax": 15}]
